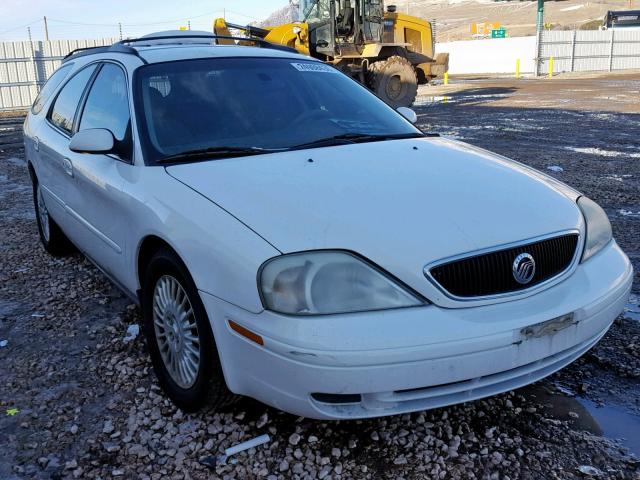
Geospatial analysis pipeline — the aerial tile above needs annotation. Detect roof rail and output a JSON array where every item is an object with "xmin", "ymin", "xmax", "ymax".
[
  {"xmin": 62, "ymin": 43, "xmax": 145, "ymax": 64},
  {"xmin": 115, "ymin": 34, "xmax": 298, "ymax": 53},
  {"xmin": 61, "ymin": 33, "xmax": 298, "ymax": 65}
]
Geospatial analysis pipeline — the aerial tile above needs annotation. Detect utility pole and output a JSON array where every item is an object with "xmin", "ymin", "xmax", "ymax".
[
  {"xmin": 188, "ymin": 21, "xmax": 191, "ymax": 30},
  {"xmin": 43, "ymin": 16, "xmax": 49, "ymax": 41},
  {"xmin": 118, "ymin": 22, "xmax": 123, "ymax": 40},
  {"xmin": 27, "ymin": 27, "xmax": 41, "ymax": 93}
]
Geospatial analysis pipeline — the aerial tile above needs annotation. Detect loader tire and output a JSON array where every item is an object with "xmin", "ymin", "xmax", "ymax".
[{"xmin": 367, "ymin": 55, "xmax": 418, "ymax": 108}]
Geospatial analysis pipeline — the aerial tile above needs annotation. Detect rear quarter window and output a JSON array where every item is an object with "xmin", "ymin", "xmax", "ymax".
[
  {"xmin": 47, "ymin": 64, "xmax": 97, "ymax": 135},
  {"xmin": 31, "ymin": 64, "xmax": 72, "ymax": 115}
]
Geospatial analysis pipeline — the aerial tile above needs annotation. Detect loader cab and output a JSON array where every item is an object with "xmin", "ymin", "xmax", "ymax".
[{"xmin": 300, "ymin": 0, "xmax": 384, "ymax": 58}]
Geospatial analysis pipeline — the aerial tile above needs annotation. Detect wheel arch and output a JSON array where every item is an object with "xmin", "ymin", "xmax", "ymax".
[
  {"xmin": 136, "ymin": 234, "xmax": 186, "ymax": 294},
  {"xmin": 27, "ymin": 161, "xmax": 37, "ymax": 184},
  {"xmin": 137, "ymin": 233, "xmax": 236, "ymax": 410},
  {"xmin": 376, "ymin": 46, "xmax": 408, "ymax": 61}
]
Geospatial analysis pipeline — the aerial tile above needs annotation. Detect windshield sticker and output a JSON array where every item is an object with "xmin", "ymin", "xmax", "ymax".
[{"xmin": 291, "ymin": 62, "xmax": 339, "ymax": 73}]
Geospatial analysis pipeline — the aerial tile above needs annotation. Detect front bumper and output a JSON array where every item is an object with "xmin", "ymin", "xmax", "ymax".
[{"xmin": 201, "ymin": 241, "xmax": 632, "ymax": 419}]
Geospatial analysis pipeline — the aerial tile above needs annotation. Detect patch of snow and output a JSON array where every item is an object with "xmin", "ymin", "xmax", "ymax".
[
  {"xmin": 564, "ymin": 147, "xmax": 640, "ymax": 158},
  {"xmin": 605, "ymin": 174, "xmax": 632, "ymax": 182},
  {"xmin": 123, "ymin": 324, "xmax": 140, "ymax": 343},
  {"xmin": 578, "ymin": 465, "xmax": 603, "ymax": 476},
  {"xmin": 618, "ymin": 209, "xmax": 640, "ymax": 217},
  {"xmin": 625, "ymin": 294, "xmax": 640, "ymax": 321},
  {"xmin": 547, "ymin": 165, "xmax": 564, "ymax": 172},
  {"xmin": 554, "ymin": 383, "xmax": 576, "ymax": 396},
  {"xmin": 589, "ymin": 112, "xmax": 615, "ymax": 120},
  {"xmin": 7, "ymin": 157, "xmax": 26, "ymax": 166},
  {"xmin": 414, "ymin": 95, "xmax": 453, "ymax": 106}
]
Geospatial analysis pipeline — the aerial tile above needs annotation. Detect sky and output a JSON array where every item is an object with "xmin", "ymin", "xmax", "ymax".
[{"xmin": 0, "ymin": 0, "xmax": 290, "ymax": 41}]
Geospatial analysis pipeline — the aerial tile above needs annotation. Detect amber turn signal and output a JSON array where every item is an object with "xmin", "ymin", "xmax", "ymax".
[{"xmin": 228, "ymin": 320, "xmax": 264, "ymax": 345}]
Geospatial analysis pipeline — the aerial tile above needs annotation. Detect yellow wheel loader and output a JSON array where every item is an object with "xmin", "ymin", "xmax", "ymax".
[{"xmin": 214, "ymin": 1, "xmax": 448, "ymax": 107}]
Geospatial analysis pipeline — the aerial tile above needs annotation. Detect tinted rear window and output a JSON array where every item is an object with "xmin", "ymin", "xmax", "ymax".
[
  {"xmin": 31, "ymin": 64, "xmax": 72, "ymax": 115},
  {"xmin": 48, "ymin": 65, "xmax": 97, "ymax": 134}
]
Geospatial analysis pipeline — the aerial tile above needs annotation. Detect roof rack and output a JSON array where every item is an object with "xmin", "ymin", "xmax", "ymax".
[
  {"xmin": 62, "ymin": 43, "xmax": 144, "ymax": 64},
  {"xmin": 116, "ymin": 34, "xmax": 298, "ymax": 53},
  {"xmin": 61, "ymin": 33, "xmax": 298, "ymax": 65}
]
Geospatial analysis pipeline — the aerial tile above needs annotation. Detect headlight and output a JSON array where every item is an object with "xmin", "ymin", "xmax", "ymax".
[
  {"xmin": 259, "ymin": 251, "xmax": 424, "ymax": 315},
  {"xmin": 578, "ymin": 196, "xmax": 612, "ymax": 262}
]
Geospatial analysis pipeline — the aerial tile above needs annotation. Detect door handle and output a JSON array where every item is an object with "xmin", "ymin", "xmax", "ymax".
[{"xmin": 62, "ymin": 157, "xmax": 74, "ymax": 177}]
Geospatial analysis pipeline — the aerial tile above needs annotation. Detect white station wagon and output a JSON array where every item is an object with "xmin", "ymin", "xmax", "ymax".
[{"xmin": 23, "ymin": 32, "xmax": 632, "ymax": 419}]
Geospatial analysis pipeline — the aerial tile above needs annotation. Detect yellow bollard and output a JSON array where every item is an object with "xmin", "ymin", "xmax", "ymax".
[
  {"xmin": 515, "ymin": 58, "xmax": 520, "ymax": 79},
  {"xmin": 444, "ymin": 71, "xmax": 449, "ymax": 85},
  {"xmin": 548, "ymin": 56, "xmax": 554, "ymax": 78}
]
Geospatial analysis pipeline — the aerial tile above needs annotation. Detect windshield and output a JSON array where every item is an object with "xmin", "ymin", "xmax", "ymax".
[
  {"xmin": 300, "ymin": 0, "xmax": 330, "ymax": 21},
  {"xmin": 134, "ymin": 57, "xmax": 421, "ymax": 164}
]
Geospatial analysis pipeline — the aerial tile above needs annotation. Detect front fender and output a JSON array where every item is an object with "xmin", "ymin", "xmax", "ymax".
[{"xmin": 121, "ymin": 166, "xmax": 280, "ymax": 313}]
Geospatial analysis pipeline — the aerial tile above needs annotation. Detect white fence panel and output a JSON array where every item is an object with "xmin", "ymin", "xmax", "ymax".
[
  {"xmin": 538, "ymin": 30, "xmax": 573, "ymax": 73},
  {"xmin": 437, "ymin": 30, "xmax": 638, "ymax": 76},
  {"xmin": 538, "ymin": 29, "xmax": 640, "ymax": 74},
  {"xmin": 0, "ymin": 38, "xmax": 116, "ymax": 111},
  {"xmin": 611, "ymin": 29, "xmax": 640, "ymax": 70}
]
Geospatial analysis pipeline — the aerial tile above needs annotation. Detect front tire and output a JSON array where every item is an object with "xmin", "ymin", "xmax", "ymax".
[
  {"xmin": 141, "ymin": 248, "xmax": 235, "ymax": 412},
  {"xmin": 367, "ymin": 55, "xmax": 418, "ymax": 108},
  {"xmin": 32, "ymin": 179, "xmax": 73, "ymax": 256}
]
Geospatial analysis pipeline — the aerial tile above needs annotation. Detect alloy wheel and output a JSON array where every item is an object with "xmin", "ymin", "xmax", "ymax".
[
  {"xmin": 152, "ymin": 275, "xmax": 201, "ymax": 389},
  {"xmin": 36, "ymin": 185, "xmax": 50, "ymax": 242}
]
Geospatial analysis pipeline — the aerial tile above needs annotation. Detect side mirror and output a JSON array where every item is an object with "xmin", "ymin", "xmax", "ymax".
[
  {"xmin": 397, "ymin": 107, "xmax": 417, "ymax": 124},
  {"xmin": 69, "ymin": 128, "xmax": 115, "ymax": 154}
]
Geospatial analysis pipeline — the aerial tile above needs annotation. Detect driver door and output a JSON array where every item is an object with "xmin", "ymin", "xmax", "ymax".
[{"xmin": 63, "ymin": 62, "xmax": 133, "ymax": 277}]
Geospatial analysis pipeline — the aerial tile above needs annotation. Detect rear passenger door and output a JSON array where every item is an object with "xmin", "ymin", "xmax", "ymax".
[
  {"xmin": 40, "ymin": 64, "xmax": 98, "ymax": 230},
  {"xmin": 64, "ymin": 62, "xmax": 133, "ymax": 277}
]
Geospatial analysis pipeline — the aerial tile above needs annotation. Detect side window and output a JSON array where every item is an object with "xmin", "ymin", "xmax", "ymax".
[
  {"xmin": 79, "ymin": 64, "xmax": 131, "ymax": 144},
  {"xmin": 48, "ymin": 65, "xmax": 97, "ymax": 135},
  {"xmin": 31, "ymin": 64, "xmax": 72, "ymax": 115}
]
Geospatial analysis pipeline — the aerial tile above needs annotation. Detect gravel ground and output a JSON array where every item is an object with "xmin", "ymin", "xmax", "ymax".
[{"xmin": 1, "ymin": 75, "xmax": 640, "ymax": 479}]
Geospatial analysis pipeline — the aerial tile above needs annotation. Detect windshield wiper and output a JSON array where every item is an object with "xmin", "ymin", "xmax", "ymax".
[
  {"xmin": 290, "ymin": 132, "xmax": 425, "ymax": 150},
  {"xmin": 157, "ymin": 146, "xmax": 285, "ymax": 163}
]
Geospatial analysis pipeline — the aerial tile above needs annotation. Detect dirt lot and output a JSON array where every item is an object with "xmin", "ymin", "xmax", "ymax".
[{"xmin": 1, "ymin": 73, "xmax": 640, "ymax": 479}]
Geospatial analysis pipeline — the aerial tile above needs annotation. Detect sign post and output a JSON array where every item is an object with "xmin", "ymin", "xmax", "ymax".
[
  {"xmin": 534, "ymin": 0, "xmax": 545, "ymax": 76},
  {"xmin": 536, "ymin": 0, "xmax": 545, "ymax": 32}
]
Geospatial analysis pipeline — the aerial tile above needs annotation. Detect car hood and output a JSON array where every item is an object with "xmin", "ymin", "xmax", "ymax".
[{"xmin": 166, "ymin": 137, "xmax": 583, "ymax": 303}]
